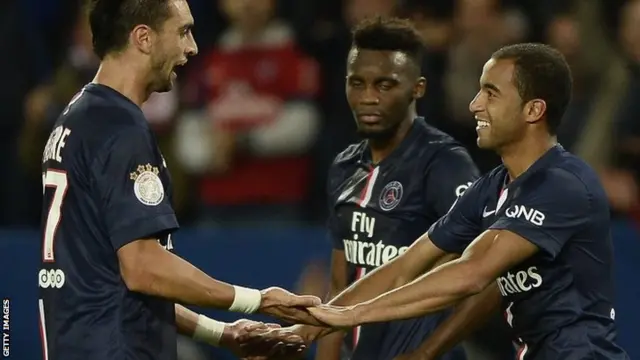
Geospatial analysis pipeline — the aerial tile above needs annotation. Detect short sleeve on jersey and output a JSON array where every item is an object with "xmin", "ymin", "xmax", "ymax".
[
  {"xmin": 489, "ymin": 169, "xmax": 591, "ymax": 259},
  {"xmin": 423, "ymin": 145, "xmax": 480, "ymax": 217},
  {"xmin": 92, "ymin": 126, "xmax": 178, "ymax": 250},
  {"xmin": 427, "ymin": 179, "xmax": 483, "ymax": 254}
]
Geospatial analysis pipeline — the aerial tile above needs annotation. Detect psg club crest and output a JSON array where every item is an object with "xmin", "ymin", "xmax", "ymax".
[
  {"xmin": 130, "ymin": 164, "xmax": 165, "ymax": 206},
  {"xmin": 379, "ymin": 181, "xmax": 403, "ymax": 211}
]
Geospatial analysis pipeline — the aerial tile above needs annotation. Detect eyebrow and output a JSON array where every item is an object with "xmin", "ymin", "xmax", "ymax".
[
  {"xmin": 346, "ymin": 75, "xmax": 400, "ymax": 82},
  {"xmin": 481, "ymin": 82, "xmax": 501, "ymax": 94},
  {"xmin": 179, "ymin": 23, "xmax": 194, "ymax": 32}
]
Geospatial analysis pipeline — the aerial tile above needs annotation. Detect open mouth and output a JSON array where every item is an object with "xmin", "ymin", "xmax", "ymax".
[
  {"xmin": 476, "ymin": 119, "xmax": 490, "ymax": 130},
  {"xmin": 172, "ymin": 61, "xmax": 187, "ymax": 74}
]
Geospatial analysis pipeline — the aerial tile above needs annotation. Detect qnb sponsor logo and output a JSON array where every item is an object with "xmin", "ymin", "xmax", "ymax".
[
  {"xmin": 343, "ymin": 236, "xmax": 409, "ymax": 267},
  {"xmin": 497, "ymin": 266, "xmax": 543, "ymax": 296},
  {"xmin": 38, "ymin": 269, "xmax": 66, "ymax": 289},
  {"xmin": 504, "ymin": 205, "xmax": 545, "ymax": 226}
]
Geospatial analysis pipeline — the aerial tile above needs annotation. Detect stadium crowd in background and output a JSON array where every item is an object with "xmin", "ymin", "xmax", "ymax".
[
  {"xmin": 1, "ymin": 0, "xmax": 640, "ymax": 359},
  {"xmin": 2, "ymin": 0, "xmax": 638, "ymax": 230}
]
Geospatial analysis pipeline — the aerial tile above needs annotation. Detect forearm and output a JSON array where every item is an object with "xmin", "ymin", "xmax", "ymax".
[
  {"xmin": 175, "ymin": 304, "xmax": 229, "ymax": 346},
  {"xmin": 310, "ymin": 245, "xmax": 448, "ymax": 340},
  {"xmin": 411, "ymin": 283, "xmax": 501, "ymax": 359},
  {"xmin": 314, "ymin": 331, "xmax": 345, "ymax": 360},
  {"xmin": 330, "ymin": 253, "xmax": 441, "ymax": 308},
  {"xmin": 357, "ymin": 259, "xmax": 486, "ymax": 324},
  {"xmin": 123, "ymin": 244, "xmax": 257, "ymax": 310},
  {"xmin": 175, "ymin": 304, "xmax": 200, "ymax": 336}
]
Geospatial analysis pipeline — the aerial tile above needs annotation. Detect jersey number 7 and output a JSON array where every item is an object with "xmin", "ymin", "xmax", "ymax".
[{"xmin": 42, "ymin": 170, "xmax": 68, "ymax": 262}]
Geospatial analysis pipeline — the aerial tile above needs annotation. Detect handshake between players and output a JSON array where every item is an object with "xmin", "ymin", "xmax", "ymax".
[{"xmin": 215, "ymin": 286, "xmax": 345, "ymax": 360}]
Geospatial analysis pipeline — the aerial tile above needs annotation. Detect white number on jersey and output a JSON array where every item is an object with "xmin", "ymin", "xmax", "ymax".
[{"xmin": 42, "ymin": 170, "xmax": 68, "ymax": 262}]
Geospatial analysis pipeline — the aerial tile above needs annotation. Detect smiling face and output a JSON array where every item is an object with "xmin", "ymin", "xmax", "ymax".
[
  {"xmin": 469, "ymin": 58, "xmax": 530, "ymax": 150},
  {"xmin": 345, "ymin": 48, "xmax": 425, "ymax": 141}
]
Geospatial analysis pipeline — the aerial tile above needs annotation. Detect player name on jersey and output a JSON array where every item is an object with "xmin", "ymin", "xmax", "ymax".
[{"xmin": 42, "ymin": 126, "xmax": 72, "ymax": 165}]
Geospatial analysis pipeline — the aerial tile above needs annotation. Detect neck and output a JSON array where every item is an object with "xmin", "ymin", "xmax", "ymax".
[
  {"xmin": 368, "ymin": 109, "xmax": 416, "ymax": 164},
  {"xmin": 92, "ymin": 55, "xmax": 150, "ymax": 107},
  {"xmin": 500, "ymin": 133, "xmax": 557, "ymax": 181}
]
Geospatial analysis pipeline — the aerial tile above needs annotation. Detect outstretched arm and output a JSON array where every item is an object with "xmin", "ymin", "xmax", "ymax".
[
  {"xmin": 175, "ymin": 304, "xmax": 307, "ymax": 359},
  {"xmin": 309, "ymin": 229, "xmax": 538, "ymax": 326},
  {"xmin": 290, "ymin": 235, "xmax": 452, "ymax": 341},
  {"xmin": 118, "ymin": 239, "xmax": 320, "ymax": 318}
]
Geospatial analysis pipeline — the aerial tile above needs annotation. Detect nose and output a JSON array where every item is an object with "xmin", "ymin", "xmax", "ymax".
[
  {"xmin": 359, "ymin": 85, "xmax": 380, "ymax": 105},
  {"xmin": 468, "ymin": 91, "xmax": 482, "ymax": 114},
  {"xmin": 186, "ymin": 34, "xmax": 198, "ymax": 57}
]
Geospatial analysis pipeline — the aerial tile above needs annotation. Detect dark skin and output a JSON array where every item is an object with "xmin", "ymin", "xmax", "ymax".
[
  {"xmin": 300, "ymin": 58, "xmax": 557, "ymax": 347},
  {"xmin": 345, "ymin": 47, "xmax": 426, "ymax": 163},
  {"xmin": 314, "ymin": 47, "xmax": 429, "ymax": 360}
]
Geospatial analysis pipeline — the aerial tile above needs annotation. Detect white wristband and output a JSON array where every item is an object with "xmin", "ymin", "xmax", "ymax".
[
  {"xmin": 229, "ymin": 286, "xmax": 262, "ymax": 314},
  {"xmin": 193, "ymin": 315, "xmax": 225, "ymax": 346}
]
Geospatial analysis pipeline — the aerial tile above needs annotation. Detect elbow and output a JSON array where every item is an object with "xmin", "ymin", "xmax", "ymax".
[
  {"xmin": 459, "ymin": 263, "xmax": 493, "ymax": 297},
  {"xmin": 118, "ymin": 242, "xmax": 155, "ymax": 293},
  {"xmin": 120, "ymin": 259, "xmax": 148, "ymax": 292}
]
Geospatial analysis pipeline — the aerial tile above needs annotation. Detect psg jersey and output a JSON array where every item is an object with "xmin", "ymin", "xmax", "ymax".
[
  {"xmin": 39, "ymin": 83, "xmax": 179, "ymax": 360},
  {"xmin": 327, "ymin": 118, "xmax": 479, "ymax": 360}
]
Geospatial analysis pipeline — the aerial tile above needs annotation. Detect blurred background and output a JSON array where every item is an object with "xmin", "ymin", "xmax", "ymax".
[{"xmin": 0, "ymin": 0, "xmax": 639, "ymax": 359}]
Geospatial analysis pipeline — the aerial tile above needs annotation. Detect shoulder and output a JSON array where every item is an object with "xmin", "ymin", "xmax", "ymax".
[
  {"xmin": 469, "ymin": 166, "xmax": 504, "ymax": 194},
  {"xmin": 416, "ymin": 124, "xmax": 478, "ymax": 180},
  {"xmin": 532, "ymin": 152, "xmax": 597, "ymax": 195},
  {"xmin": 530, "ymin": 163, "xmax": 593, "ymax": 204},
  {"xmin": 331, "ymin": 141, "xmax": 366, "ymax": 167},
  {"xmin": 414, "ymin": 120, "xmax": 472, "ymax": 161},
  {"xmin": 327, "ymin": 141, "xmax": 366, "ymax": 188}
]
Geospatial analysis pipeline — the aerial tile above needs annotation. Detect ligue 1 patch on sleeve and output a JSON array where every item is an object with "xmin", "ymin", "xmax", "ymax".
[{"xmin": 130, "ymin": 164, "xmax": 164, "ymax": 206}]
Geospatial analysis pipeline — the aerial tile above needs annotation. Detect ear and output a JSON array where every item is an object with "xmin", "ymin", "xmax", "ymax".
[
  {"xmin": 524, "ymin": 99, "xmax": 546, "ymax": 124},
  {"xmin": 130, "ymin": 24, "xmax": 154, "ymax": 55},
  {"xmin": 414, "ymin": 77, "xmax": 426, "ymax": 99}
]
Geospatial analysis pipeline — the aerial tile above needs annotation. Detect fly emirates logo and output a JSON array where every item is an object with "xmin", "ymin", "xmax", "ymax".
[
  {"xmin": 497, "ymin": 266, "xmax": 543, "ymax": 296},
  {"xmin": 342, "ymin": 212, "xmax": 408, "ymax": 267}
]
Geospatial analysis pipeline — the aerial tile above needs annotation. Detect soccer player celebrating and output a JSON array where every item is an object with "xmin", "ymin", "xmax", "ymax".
[
  {"xmin": 302, "ymin": 43, "xmax": 630, "ymax": 360},
  {"xmin": 38, "ymin": 1, "xmax": 319, "ymax": 359},
  {"xmin": 313, "ymin": 17, "xmax": 498, "ymax": 360}
]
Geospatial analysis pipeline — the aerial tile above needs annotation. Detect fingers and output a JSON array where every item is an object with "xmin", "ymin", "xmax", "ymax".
[
  {"xmin": 263, "ymin": 306, "xmax": 327, "ymax": 326},
  {"xmin": 243, "ymin": 322, "xmax": 268, "ymax": 332},
  {"xmin": 286, "ymin": 294, "xmax": 322, "ymax": 307}
]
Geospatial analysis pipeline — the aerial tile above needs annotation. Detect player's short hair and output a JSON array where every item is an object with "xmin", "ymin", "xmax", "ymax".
[
  {"xmin": 351, "ymin": 16, "xmax": 425, "ymax": 66},
  {"xmin": 492, "ymin": 43, "xmax": 573, "ymax": 135},
  {"xmin": 88, "ymin": 0, "xmax": 173, "ymax": 59}
]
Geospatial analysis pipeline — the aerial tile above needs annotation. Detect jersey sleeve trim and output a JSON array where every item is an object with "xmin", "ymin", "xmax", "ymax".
[
  {"xmin": 488, "ymin": 221, "xmax": 560, "ymax": 257},
  {"xmin": 110, "ymin": 213, "xmax": 179, "ymax": 250},
  {"xmin": 427, "ymin": 227, "xmax": 467, "ymax": 254}
]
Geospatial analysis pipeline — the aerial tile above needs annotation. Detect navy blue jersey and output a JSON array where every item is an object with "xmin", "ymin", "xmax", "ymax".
[
  {"xmin": 327, "ymin": 118, "xmax": 478, "ymax": 360},
  {"xmin": 429, "ymin": 145, "xmax": 629, "ymax": 360},
  {"xmin": 39, "ymin": 83, "xmax": 179, "ymax": 360}
]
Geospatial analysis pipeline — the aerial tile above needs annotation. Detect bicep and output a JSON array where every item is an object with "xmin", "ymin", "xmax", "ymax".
[
  {"xmin": 460, "ymin": 229, "xmax": 539, "ymax": 282},
  {"xmin": 117, "ymin": 238, "xmax": 164, "ymax": 286}
]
